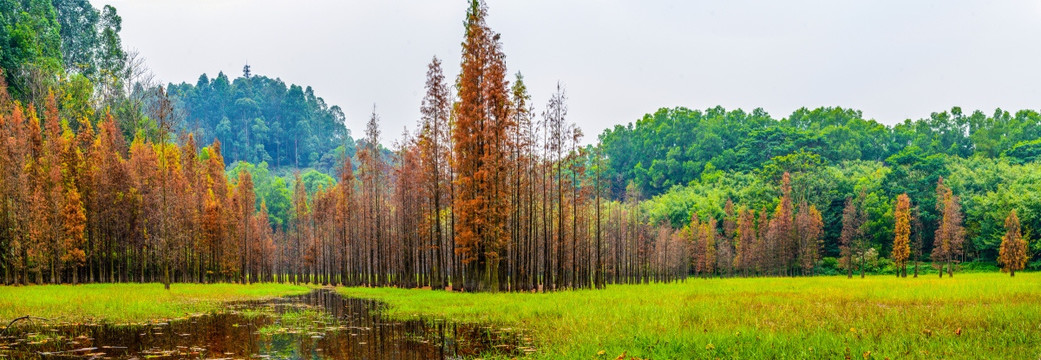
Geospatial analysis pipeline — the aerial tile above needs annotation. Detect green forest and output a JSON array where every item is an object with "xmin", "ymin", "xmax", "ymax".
[
  {"xmin": 166, "ymin": 72, "xmax": 353, "ymax": 173},
  {"xmin": 602, "ymin": 106, "xmax": 1041, "ymax": 271}
]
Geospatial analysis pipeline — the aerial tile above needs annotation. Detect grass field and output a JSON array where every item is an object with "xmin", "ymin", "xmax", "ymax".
[
  {"xmin": 341, "ymin": 273, "xmax": 1041, "ymax": 359},
  {"xmin": 0, "ymin": 283, "xmax": 311, "ymax": 324},
  {"xmin": 2, "ymin": 275, "xmax": 1036, "ymax": 359}
]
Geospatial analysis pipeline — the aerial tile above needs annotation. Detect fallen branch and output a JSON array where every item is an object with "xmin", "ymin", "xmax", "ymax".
[{"xmin": 0, "ymin": 315, "xmax": 52, "ymax": 335}]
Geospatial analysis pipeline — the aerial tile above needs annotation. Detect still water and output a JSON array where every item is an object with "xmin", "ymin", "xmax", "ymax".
[{"xmin": 0, "ymin": 289, "xmax": 533, "ymax": 359}]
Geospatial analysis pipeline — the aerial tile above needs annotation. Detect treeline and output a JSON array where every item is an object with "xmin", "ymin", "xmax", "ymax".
[
  {"xmin": 601, "ymin": 98, "xmax": 1041, "ymax": 272},
  {"xmin": 166, "ymin": 72, "xmax": 352, "ymax": 173},
  {"xmin": 661, "ymin": 170, "xmax": 1030, "ymax": 279},
  {"xmin": 641, "ymin": 152, "xmax": 1041, "ymax": 272},
  {"xmin": 602, "ymin": 106, "xmax": 1041, "ymax": 197},
  {"xmin": 0, "ymin": 85, "xmax": 365, "ymax": 287}
]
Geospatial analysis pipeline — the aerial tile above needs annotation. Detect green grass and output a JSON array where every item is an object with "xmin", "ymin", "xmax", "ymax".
[
  {"xmin": 0, "ymin": 283, "xmax": 312, "ymax": 324},
  {"xmin": 340, "ymin": 273, "xmax": 1041, "ymax": 359}
]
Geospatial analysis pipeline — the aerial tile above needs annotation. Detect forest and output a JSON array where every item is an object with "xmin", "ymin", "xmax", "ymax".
[
  {"xmin": 0, "ymin": 0, "xmax": 1037, "ymax": 292},
  {"xmin": 612, "ymin": 107, "xmax": 1041, "ymax": 274},
  {"xmin": 166, "ymin": 71, "xmax": 353, "ymax": 173}
]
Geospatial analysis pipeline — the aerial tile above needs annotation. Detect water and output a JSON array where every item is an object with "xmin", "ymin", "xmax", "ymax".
[{"xmin": 0, "ymin": 289, "xmax": 534, "ymax": 359}]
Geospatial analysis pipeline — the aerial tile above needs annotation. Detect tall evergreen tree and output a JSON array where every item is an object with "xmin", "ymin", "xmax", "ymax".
[
  {"xmin": 891, "ymin": 194, "xmax": 911, "ymax": 277},
  {"xmin": 453, "ymin": 0, "xmax": 512, "ymax": 291},
  {"xmin": 998, "ymin": 209, "xmax": 1027, "ymax": 277}
]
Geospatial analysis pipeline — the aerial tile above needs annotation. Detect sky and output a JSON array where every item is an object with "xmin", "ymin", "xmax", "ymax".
[{"xmin": 92, "ymin": 0, "xmax": 1041, "ymax": 145}]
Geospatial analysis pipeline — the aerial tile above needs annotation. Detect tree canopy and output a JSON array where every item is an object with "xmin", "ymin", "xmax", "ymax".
[{"xmin": 167, "ymin": 72, "xmax": 353, "ymax": 174}]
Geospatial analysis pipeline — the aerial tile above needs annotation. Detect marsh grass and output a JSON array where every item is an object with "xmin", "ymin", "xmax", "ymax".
[
  {"xmin": 0, "ymin": 283, "xmax": 311, "ymax": 325},
  {"xmin": 341, "ymin": 273, "xmax": 1041, "ymax": 359}
]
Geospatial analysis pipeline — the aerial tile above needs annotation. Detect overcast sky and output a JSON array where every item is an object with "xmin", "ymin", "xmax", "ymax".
[{"xmin": 92, "ymin": 0, "xmax": 1041, "ymax": 145}]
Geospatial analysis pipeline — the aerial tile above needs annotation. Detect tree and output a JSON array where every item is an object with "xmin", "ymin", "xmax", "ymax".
[
  {"xmin": 998, "ymin": 209, "xmax": 1028, "ymax": 277},
  {"xmin": 718, "ymin": 199, "xmax": 736, "ymax": 276},
  {"xmin": 839, "ymin": 193, "xmax": 866, "ymax": 279},
  {"xmin": 60, "ymin": 158, "xmax": 86, "ymax": 284},
  {"xmin": 795, "ymin": 203, "xmax": 822, "ymax": 276},
  {"xmin": 393, "ymin": 130, "xmax": 423, "ymax": 288},
  {"xmin": 735, "ymin": 209, "xmax": 756, "ymax": 276},
  {"xmin": 53, "ymin": 0, "xmax": 100, "ymax": 74},
  {"xmin": 689, "ymin": 213, "xmax": 716, "ymax": 277},
  {"xmin": 0, "ymin": 0, "xmax": 63, "ymax": 101},
  {"xmin": 235, "ymin": 169, "xmax": 255, "ymax": 283},
  {"xmin": 291, "ymin": 172, "xmax": 308, "ymax": 284},
  {"xmin": 700, "ymin": 217, "xmax": 717, "ymax": 277},
  {"xmin": 755, "ymin": 207, "xmax": 769, "ymax": 275},
  {"xmin": 594, "ymin": 141, "xmax": 604, "ymax": 288},
  {"xmin": 891, "ymin": 193, "xmax": 911, "ymax": 277},
  {"xmin": 418, "ymin": 56, "xmax": 451, "ymax": 290},
  {"xmin": 203, "ymin": 140, "xmax": 230, "ymax": 282},
  {"xmin": 153, "ymin": 86, "xmax": 175, "ymax": 290},
  {"xmin": 42, "ymin": 93, "xmax": 66, "ymax": 284},
  {"xmin": 507, "ymin": 72, "xmax": 537, "ymax": 291},
  {"xmin": 768, "ymin": 172, "xmax": 795, "ymax": 276},
  {"xmin": 911, "ymin": 206, "xmax": 924, "ymax": 278},
  {"xmin": 542, "ymin": 83, "xmax": 570, "ymax": 289},
  {"xmin": 357, "ymin": 106, "xmax": 385, "ymax": 286},
  {"xmin": 932, "ymin": 177, "xmax": 964, "ymax": 278},
  {"xmin": 336, "ymin": 152, "xmax": 355, "ymax": 286},
  {"xmin": 452, "ymin": 0, "xmax": 512, "ymax": 291}
]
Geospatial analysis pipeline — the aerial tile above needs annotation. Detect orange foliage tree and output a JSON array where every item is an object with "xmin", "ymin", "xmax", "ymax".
[
  {"xmin": 891, "ymin": 193, "xmax": 911, "ymax": 277},
  {"xmin": 932, "ymin": 177, "xmax": 964, "ymax": 278},
  {"xmin": 998, "ymin": 209, "xmax": 1028, "ymax": 277}
]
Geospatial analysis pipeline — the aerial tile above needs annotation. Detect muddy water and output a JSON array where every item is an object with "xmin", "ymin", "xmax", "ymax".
[{"xmin": 0, "ymin": 289, "xmax": 533, "ymax": 359}]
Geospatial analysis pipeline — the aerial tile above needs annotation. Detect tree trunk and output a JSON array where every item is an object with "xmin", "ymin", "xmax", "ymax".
[
  {"xmin": 859, "ymin": 254, "xmax": 865, "ymax": 278},
  {"xmin": 846, "ymin": 255, "xmax": 852, "ymax": 279}
]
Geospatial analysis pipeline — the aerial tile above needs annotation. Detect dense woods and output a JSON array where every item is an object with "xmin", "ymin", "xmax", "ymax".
[
  {"xmin": 166, "ymin": 72, "xmax": 352, "ymax": 173},
  {"xmin": 0, "ymin": 0, "xmax": 1037, "ymax": 289},
  {"xmin": 601, "ymin": 106, "xmax": 1041, "ymax": 197},
  {"xmin": 601, "ymin": 105, "xmax": 1040, "ymax": 268}
]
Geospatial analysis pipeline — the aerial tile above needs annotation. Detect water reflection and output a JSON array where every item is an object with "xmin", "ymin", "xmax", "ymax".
[{"xmin": 0, "ymin": 289, "xmax": 533, "ymax": 359}]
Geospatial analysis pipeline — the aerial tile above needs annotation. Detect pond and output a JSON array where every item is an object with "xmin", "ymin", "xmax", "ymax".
[{"xmin": 0, "ymin": 289, "xmax": 534, "ymax": 359}]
